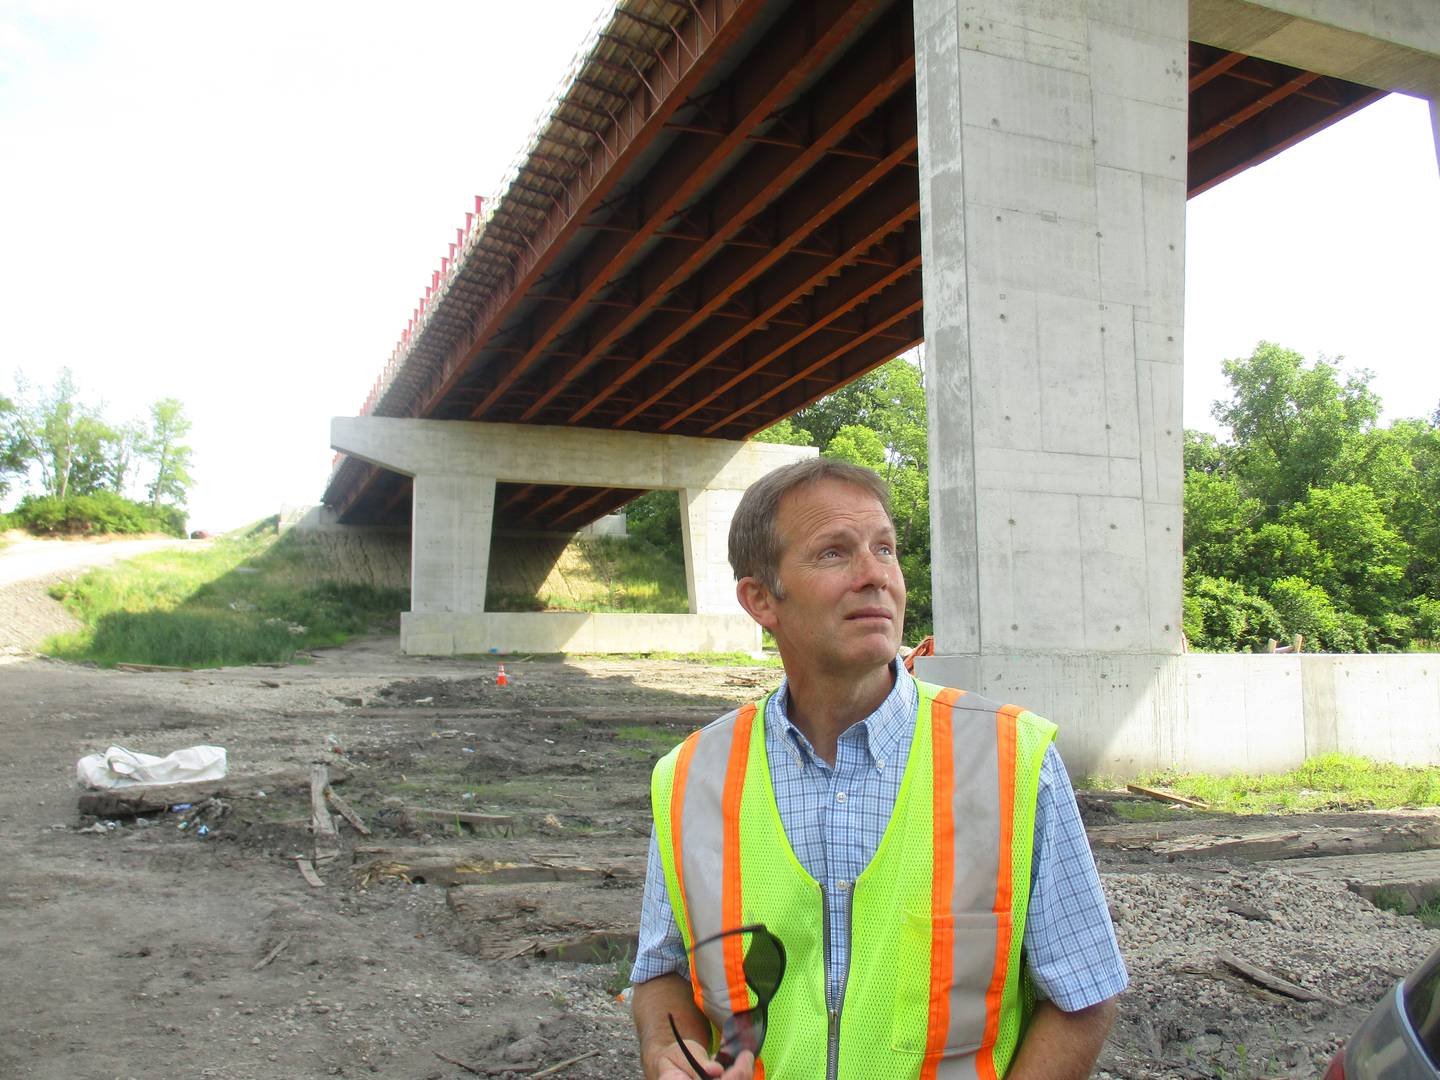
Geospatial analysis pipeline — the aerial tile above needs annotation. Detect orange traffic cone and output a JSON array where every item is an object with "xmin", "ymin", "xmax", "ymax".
[{"xmin": 496, "ymin": 663, "xmax": 508, "ymax": 688}]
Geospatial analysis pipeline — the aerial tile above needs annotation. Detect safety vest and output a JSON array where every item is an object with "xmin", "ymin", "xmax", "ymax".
[{"xmin": 651, "ymin": 679, "xmax": 1056, "ymax": 1080}]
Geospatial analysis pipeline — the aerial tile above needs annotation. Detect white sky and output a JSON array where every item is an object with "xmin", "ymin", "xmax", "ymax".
[{"xmin": 2, "ymin": 2, "xmax": 1437, "ymax": 532}]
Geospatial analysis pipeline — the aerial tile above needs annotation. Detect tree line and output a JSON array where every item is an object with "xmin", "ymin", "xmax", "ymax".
[
  {"xmin": 0, "ymin": 369, "xmax": 196, "ymax": 536},
  {"xmin": 718, "ymin": 341, "xmax": 1436, "ymax": 653}
]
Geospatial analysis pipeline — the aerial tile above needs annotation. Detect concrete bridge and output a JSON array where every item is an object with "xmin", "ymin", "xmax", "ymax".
[{"xmin": 324, "ymin": 0, "xmax": 1440, "ymax": 774}]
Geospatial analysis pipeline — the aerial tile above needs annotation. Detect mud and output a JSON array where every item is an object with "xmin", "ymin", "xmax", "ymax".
[{"xmin": 0, "ymin": 637, "xmax": 1435, "ymax": 1079}]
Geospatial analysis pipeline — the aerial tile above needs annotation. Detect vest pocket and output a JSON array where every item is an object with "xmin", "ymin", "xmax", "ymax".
[{"xmin": 889, "ymin": 909, "xmax": 1007, "ymax": 1056}]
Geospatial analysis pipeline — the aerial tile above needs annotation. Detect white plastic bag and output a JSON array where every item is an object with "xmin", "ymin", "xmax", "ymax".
[{"xmin": 75, "ymin": 745, "xmax": 228, "ymax": 790}]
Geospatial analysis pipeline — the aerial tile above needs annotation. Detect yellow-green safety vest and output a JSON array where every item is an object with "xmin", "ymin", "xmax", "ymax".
[{"xmin": 651, "ymin": 680, "xmax": 1056, "ymax": 1080}]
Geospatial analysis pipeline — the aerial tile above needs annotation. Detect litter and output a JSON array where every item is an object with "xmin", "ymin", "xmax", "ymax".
[{"xmin": 76, "ymin": 745, "xmax": 227, "ymax": 790}]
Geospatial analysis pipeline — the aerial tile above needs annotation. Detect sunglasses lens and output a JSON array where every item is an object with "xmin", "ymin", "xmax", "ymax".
[
  {"xmin": 741, "ymin": 927, "xmax": 785, "ymax": 1001},
  {"xmin": 717, "ymin": 1008, "xmax": 766, "ymax": 1065},
  {"xmin": 682, "ymin": 925, "xmax": 785, "ymax": 1067}
]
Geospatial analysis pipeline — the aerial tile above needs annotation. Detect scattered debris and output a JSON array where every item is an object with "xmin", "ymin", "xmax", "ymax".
[
  {"xmin": 1225, "ymin": 902, "xmax": 1273, "ymax": 922},
  {"xmin": 1125, "ymin": 783, "xmax": 1209, "ymax": 809},
  {"xmin": 295, "ymin": 857, "xmax": 325, "ymax": 889},
  {"xmin": 76, "ymin": 743, "xmax": 227, "ymax": 790},
  {"xmin": 324, "ymin": 785, "xmax": 371, "ymax": 835},
  {"xmin": 252, "ymin": 932, "xmax": 295, "ymax": 971},
  {"xmin": 310, "ymin": 765, "xmax": 340, "ymax": 863},
  {"xmin": 114, "ymin": 662, "xmax": 194, "ymax": 673},
  {"xmin": 1218, "ymin": 953, "xmax": 1331, "ymax": 1003},
  {"xmin": 530, "ymin": 1049, "xmax": 602, "ymax": 1078},
  {"xmin": 405, "ymin": 806, "xmax": 514, "ymax": 834},
  {"xmin": 77, "ymin": 767, "xmax": 346, "ymax": 818}
]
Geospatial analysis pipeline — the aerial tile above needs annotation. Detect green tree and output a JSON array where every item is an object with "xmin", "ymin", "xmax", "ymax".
[
  {"xmin": 1182, "ymin": 471, "xmax": 1261, "ymax": 580},
  {"xmin": 0, "ymin": 393, "xmax": 32, "ymax": 498},
  {"xmin": 15, "ymin": 370, "xmax": 113, "ymax": 500},
  {"xmin": 143, "ymin": 398, "xmax": 195, "ymax": 507},
  {"xmin": 1182, "ymin": 574, "xmax": 1285, "ymax": 652},
  {"xmin": 1279, "ymin": 482, "xmax": 1409, "ymax": 620},
  {"xmin": 1212, "ymin": 342, "xmax": 1380, "ymax": 509},
  {"xmin": 751, "ymin": 417, "xmax": 814, "ymax": 447}
]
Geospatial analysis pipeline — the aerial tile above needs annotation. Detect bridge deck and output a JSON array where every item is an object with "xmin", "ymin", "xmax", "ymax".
[{"xmin": 325, "ymin": 0, "xmax": 1382, "ymax": 530}]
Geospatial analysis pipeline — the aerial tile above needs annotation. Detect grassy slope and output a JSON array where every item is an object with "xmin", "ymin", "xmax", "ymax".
[
  {"xmin": 41, "ymin": 525, "xmax": 701, "ymax": 668},
  {"xmin": 44, "ymin": 522, "xmax": 407, "ymax": 667}
]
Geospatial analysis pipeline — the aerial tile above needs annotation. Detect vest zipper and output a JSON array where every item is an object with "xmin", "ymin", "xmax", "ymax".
[
  {"xmin": 821, "ymin": 885, "xmax": 837, "ymax": 1080},
  {"xmin": 823, "ymin": 885, "xmax": 853, "ymax": 1080}
]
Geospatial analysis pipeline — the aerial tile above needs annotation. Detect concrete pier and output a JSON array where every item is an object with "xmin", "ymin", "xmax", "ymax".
[
  {"xmin": 912, "ymin": 0, "xmax": 1440, "ymax": 774},
  {"xmin": 330, "ymin": 417, "xmax": 813, "ymax": 655}
]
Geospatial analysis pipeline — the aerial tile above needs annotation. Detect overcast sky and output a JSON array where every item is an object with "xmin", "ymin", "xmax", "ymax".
[{"xmin": 2, "ymin": 2, "xmax": 1437, "ymax": 532}]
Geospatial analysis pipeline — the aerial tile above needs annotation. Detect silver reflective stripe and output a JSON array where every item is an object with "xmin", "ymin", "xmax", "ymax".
[
  {"xmin": 678, "ymin": 708, "xmax": 741, "ymax": 1020},
  {"xmin": 942, "ymin": 694, "xmax": 1003, "ymax": 1072}
]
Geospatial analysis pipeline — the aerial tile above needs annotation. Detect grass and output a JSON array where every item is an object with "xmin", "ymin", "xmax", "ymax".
[
  {"xmin": 1370, "ymin": 889, "xmax": 1440, "ymax": 928},
  {"xmin": 43, "ymin": 519, "xmax": 407, "ymax": 668},
  {"xmin": 1102, "ymin": 753, "xmax": 1440, "ymax": 814},
  {"xmin": 489, "ymin": 536, "xmax": 689, "ymax": 614},
  {"xmin": 616, "ymin": 724, "xmax": 686, "ymax": 760}
]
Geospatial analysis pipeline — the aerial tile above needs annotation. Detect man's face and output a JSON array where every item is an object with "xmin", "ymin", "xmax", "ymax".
[{"xmin": 760, "ymin": 478, "xmax": 906, "ymax": 676}]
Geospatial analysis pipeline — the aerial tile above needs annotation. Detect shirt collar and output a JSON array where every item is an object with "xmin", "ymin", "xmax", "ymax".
[{"xmin": 766, "ymin": 655, "xmax": 917, "ymax": 769}]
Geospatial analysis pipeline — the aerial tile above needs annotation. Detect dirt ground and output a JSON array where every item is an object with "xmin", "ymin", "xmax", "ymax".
[{"xmin": 1, "ymin": 634, "xmax": 1436, "ymax": 1080}]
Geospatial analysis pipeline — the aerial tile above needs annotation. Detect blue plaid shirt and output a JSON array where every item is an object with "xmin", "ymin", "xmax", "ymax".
[{"xmin": 631, "ymin": 660, "xmax": 1128, "ymax": 1012}]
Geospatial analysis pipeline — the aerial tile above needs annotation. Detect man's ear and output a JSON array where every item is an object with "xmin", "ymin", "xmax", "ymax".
[{"xmin": 736, "ymin": 576, "xmax": 780, "ymax": 631}]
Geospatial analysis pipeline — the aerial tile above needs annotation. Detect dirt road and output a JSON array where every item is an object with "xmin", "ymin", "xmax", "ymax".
[{"xmin": 0, "ymin": 635, "xmax": 1434, "ymax": 1079}]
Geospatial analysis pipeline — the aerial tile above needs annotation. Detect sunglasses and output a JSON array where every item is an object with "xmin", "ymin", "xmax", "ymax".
[{"xmin": 668, "ymin": 923, "xmax": 786, "ymax": 1076}]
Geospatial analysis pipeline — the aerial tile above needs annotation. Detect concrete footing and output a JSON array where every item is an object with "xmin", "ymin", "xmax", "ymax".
[{"xmin": 402, "ymin": 611, "xmax": 760, "ymax": 656}]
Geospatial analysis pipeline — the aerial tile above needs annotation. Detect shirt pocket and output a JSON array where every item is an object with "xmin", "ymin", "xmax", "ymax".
[{"xmin": 890, "ymin": 909, "xmax": 1007, "ymax": 1056}]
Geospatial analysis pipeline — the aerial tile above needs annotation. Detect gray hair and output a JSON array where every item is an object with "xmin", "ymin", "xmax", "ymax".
[{"xmin": 728, "ymin": 458, "xmax": 893, "ymax": 597}]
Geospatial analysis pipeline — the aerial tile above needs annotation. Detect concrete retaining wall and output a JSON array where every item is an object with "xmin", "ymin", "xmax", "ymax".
[{"xmin": 917, "ymin": 651, "xmax": 1439, "ymax": 777}]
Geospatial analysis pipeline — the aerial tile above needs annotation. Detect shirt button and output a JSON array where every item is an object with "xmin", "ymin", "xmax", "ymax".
[
  {"xmin": 875, "ymin": 759, "xmax": 886, "ymax": 771},
  {"xmin": 835, "ymin": 791, "xmax": 847, "ymax": 804},
  {"xmin": 836, "ymin": 879, "xmax": 851, "ymax": 892}
]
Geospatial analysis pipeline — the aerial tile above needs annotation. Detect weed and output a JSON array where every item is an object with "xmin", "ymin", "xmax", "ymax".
[
  {"xmin": 42, "ymin": 524, "xmax": 407, "ymax": 668},
  {"xmin": 1124, "ymin": 753, "xmax": 1440, "ymax": 814}
]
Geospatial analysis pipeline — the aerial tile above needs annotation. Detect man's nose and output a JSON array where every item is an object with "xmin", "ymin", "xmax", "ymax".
[{"xmin": 852, "ymin": 547, "xmax": 892, "ymax": 590}]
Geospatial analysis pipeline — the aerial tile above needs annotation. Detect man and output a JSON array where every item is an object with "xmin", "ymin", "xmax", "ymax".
[{"xmin": 631, "ymin": 459, "xmax": 1126, "ymax": 1079}]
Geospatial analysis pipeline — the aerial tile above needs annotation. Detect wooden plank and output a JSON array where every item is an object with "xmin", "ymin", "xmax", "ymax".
[
  {"xmin": 1218, "ymin": 953, "xmax": 1330, "ymax": 1003},
  {"xmin": 406, "ymin": 806, "xmax": 515, "ymax": 828},
  {"xmin": 115, "ymin": 662, "xmax": 194, "ymax": 673},
  {"xmin": 310, "ymin": 764, "xmax": 340, "ymax": 863},
  {"xmin": 79, "ymin": 767, "xmax": 349, "ymax": 817},
  {"xmin": 1126, "ymin": 783, "xmax": 1209, "ymax": 809},
  {"xmin": 324, "ymin": 785, "xmax": 371, "ymax": 835},
  {"xmin": 252, "ymin": 932, "xmax": 295, "ymax": 971},
  {"xmin": 296, "ymin": 857, "xmax": 325, "ymax": 888}
]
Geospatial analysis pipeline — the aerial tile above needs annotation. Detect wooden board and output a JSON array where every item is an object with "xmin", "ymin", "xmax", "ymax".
[{"xmin": 79, "ymin": 767, "xmax": 349, "ymax": 817}]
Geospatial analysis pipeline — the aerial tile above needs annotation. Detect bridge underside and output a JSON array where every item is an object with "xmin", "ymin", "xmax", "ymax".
[{"xmin": 324, "ymin": 0, "xmax": 1393, "ymax": 533}]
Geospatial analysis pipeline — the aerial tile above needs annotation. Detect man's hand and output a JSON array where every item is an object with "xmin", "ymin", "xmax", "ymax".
[
  {"xmin": 632, "ymin": 975, "xmax": 756, "ymax": 1080},
  {"xmin": 650, "ymin": 1041, "xmax": 755, "ymax": 1080}
]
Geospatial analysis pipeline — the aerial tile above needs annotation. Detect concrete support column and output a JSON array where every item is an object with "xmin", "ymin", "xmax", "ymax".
[
  {"xmin": 1431, "ymin": 98, "xmax": 1439, "ymax": 176},
  {"xmin": 410, "ymin": 473, "xmax": 495, "ymax": 614},
  {"xmin": 913, "ymin": 0, "xmax": 1188, "ymax": 772},
  {"xmin": 681, "ymin": 487, "xmax": 745, "ymax": 615}
]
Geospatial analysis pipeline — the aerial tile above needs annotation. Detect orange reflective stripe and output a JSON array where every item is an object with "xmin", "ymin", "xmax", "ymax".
[
  {"xmin": 922, "ymin": 687, "xmax": 962, "ymax": 1078},
  {"xmin": 976, "ymin": 705, "xmax": 1021, "ymax": 1080},
  {"xmin": 721, "ymin": 703, "xmax": 756, "ymax": 1018},
  {"xmin": 671, "ymin": 730, "xmax": 705, "ymax": 1013}
]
